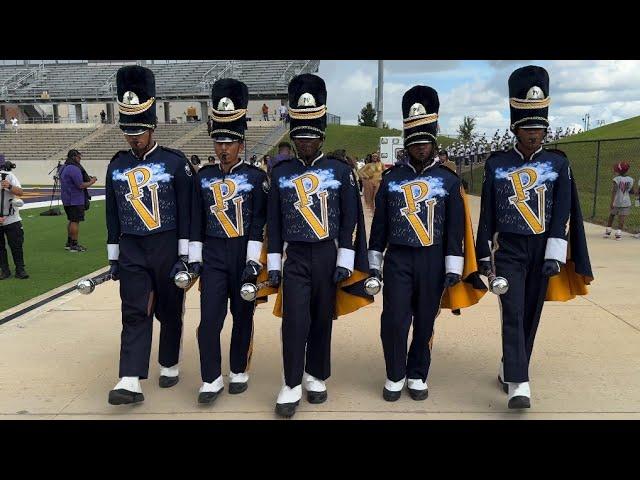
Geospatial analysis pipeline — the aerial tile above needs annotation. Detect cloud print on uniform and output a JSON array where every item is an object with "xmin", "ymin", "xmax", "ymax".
[
  {"xmin": 388, "ymin": 176, "xmax": 449, "ymax": 200},
  {"xmin": 112, "ymin": 163, "xmax": 173, "ymax": 183},
  {"xmin": 495, "ymin": 161, "xmax": 559, "ymax": 186},
  {"xmin": 202, "ymin": 174, "xmax": 254, "ymax": 195},
  {"xmin": 279, "ymin": 169, "xmax": 342, "ymax": 191}
]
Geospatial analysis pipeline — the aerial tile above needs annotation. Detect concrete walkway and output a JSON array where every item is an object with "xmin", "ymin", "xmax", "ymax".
[{"xmin": 1, "ymin": 196, "xmax": 639, "ymax": 419}]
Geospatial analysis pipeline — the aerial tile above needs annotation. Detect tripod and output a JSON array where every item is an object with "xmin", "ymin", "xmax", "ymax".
[{"xmin": 40, "ymin": 161, "xmax": 63, "ymax": 216}]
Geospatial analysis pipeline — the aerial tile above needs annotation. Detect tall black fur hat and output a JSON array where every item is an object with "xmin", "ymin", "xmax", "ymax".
[
  {"xmin": 210, "ymin": 78, "xmax": 249, "ymax": 142},
  {"xmin": 288, "ymin": 74, "xmax": 327, "ymax": 138},
  {"xmin": 508, "ymin": 65, "xmax": 550, "ymax": 132},
  {"xmin": 402, "ymin": 86, "xmax": 439, "ymax": 147},
  {"xmin": 116, "ymin": 65, "xmax": 157, "ymax": 136}
]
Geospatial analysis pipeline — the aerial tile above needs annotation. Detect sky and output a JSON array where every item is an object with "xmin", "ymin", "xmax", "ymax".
[{"xmin": 317, "ymin": 60, "xmax": 640, "ymax": 137}]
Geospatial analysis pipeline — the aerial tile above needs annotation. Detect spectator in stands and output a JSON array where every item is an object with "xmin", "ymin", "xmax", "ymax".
[
  {"xmin": 11, "ymin": 117, "xmax": 19, "ymax": 134},
  {"xmin": 100, "ymin": 110, "xmax": 106, "ymax": 124},
  {"xmin": 60, "ymin": 149, "xmax": 96, "ymax": 252},
  {"xmin": 262, "ymin": 103, "xmax": 269, "ymax": 121},
  {"xmin": 207, "ymin": 155, "xmax": 216, "ymax": 165},
  {"xmin": 207, "ymin": 115, "xmax": 213, "ymax": 136},
  {"xmin": 267, "ymin": 141, "xmax": 293, "ymax": 175},
  {"xmin": 0, "ymin": 118, "xmax": 5, "ymax": 132},
  {"xmin": 0, "ymin": 155, "xmax": 28, "ymax": 279}
]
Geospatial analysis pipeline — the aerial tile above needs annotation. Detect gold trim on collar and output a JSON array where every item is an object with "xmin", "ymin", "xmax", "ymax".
[
  {"xmin": 288, "ymin": 105, "xmax": 327, "ymax": 120},
  {"xmin": 117, "ymin": 97, "xmax": 155, "ymax": 115},
  {"xmin": 509, "ymin": 97, "xmax": 551, "ymax": 110}
]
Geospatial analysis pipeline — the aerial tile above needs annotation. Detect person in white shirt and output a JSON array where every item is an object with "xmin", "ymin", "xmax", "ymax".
[
  {"xmin": 278, "ymin": 103, "xmax": 288, "ymax": 123},
  {"xmin": 605, "ymin": 162, "xmax": 634, "ymax": 240},
  {"xmin": 11, "ymin": 117, "xmax": 19, "ymax": 134},
  {"xmin": 0, "ymin": 158, "xmax": 28, "ymax": 279}
]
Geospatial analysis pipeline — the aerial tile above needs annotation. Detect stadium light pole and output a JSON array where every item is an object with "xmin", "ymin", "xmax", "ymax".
[{"xmin": 376, "ymin": 60, "xmax": 384, "ymax": 128}]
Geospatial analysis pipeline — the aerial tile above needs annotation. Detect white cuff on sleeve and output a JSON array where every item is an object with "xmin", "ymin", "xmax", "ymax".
[
  {"xmin": 178, "ymin": 239, "xmax": 189, "ymax": 257},
  {"xmin": 267, "ymin": 253, "xmax": 282, "ymax": 272},
  {"xmin": 368, "ymin": 250, "xmax": 383, "ymax": 271},
  {"xmin": 188, "ymin": 241, "xmax": 203, "ymax": 263},
  {"xmin": 246, "ymin": 240, "xmax": 263, "ymax": 265},
  {"xmin": 336, "ymin": 248, "xmax": 355, "ymax": 272},
  {"xmin": 479, "ymin": 256, "xmax": 490, "ymax": 262},
  {"xmin": 107, "ymin": 244, "xmax": 119, "ymax": 261},
  {"xmin": 544, "ymin": 237, "xmax": 568, "ymax": 263},
  {"xmin": 445, "ymin": 255, "xmax": 464, "ymax": 275}
]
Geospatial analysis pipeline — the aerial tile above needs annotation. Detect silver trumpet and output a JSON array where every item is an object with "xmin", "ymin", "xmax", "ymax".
[
  {"xmin": 487, "ymin": 272, "xmax": 509, "ymax": 295},
  {"xmin": 76, "ymin": 271, "xmax": 113, "ymax": 295},
  {"xmin": 240, "ymin": 280, "xmax": 272, "ymax": 302},
  {"xmin": 364, "ymin": 276, "xmax": 383, "ymax": 296},
  {"xmin": 174, "ymin": 270, "xmax": 199, "ymax": 289}
]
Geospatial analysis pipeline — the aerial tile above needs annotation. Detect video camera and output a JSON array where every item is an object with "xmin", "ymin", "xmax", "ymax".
[{"xmin": 0, "ymin": 154, "xmax": 16, "ymax": 172}]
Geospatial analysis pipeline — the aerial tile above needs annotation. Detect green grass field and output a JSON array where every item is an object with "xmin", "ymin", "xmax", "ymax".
[
  {"xmin": 458, "ymin": 116, "xmax": 640, "ymax": 233},
  {"xmin": 557, "ymin": 116, "xmax": 640, "ymax": 142},
  {"xmin": 547, "ymin": 119, "xmax": 640, "ymax": 233},
  {"xmin": 271, "ymin": 124, "xmax": 455, "ymax": 159},
  {"xmin": 1, "ymin": 201, "xmax": 109, "ymax": 312}
]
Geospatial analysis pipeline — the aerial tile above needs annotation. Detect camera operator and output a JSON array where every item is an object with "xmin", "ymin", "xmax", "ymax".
[
  {"xmin": 0, "ymin": 155, "xmax": 28, "ymax": 280},
  {"xmin": 60, "ymin": 149, "xmax": 96, "ymax": 252}
]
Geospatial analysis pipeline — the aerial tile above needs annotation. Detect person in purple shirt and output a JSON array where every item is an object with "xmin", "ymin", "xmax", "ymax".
[
  {"xmin": 267, "ymin": 141, "xmax": 293, "ymax": 175},
  {"xmin": 60, "ymin": 149, "xmax": 96, "ymax": 252}
]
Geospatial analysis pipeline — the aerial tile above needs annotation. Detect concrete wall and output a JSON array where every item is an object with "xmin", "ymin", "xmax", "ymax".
[{"xmin": 17, "ymin": 159, "xmax": 110, "ymax": 187}]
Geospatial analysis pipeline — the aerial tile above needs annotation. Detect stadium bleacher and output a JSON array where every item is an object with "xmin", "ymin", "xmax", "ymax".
[
  {"xmin": 0, "ymin": 60, "xmax": 320, "ymax": 103},
  {"xmin": 0, "ymin": 127, "xmax": 96, "ymax": 163}
]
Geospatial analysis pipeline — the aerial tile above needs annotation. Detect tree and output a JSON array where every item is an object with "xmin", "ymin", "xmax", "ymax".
[
  {"xmin": 457, "ymin": 116, "xmax": 476, "ymax": 143},
  {"xmin": 358, "ymin": 102, "xmax": 377, "ymax": 127}
]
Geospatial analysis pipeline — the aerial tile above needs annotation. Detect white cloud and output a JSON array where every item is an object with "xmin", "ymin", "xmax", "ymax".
[{"xmin": 318, "ymin": 60, "xmax": 640, "ymax": 138}]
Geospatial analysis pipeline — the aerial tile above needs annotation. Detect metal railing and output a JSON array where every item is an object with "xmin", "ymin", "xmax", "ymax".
[{"xmin": 455, "ymin": 137, "xmax": 640, "ymax": 235}]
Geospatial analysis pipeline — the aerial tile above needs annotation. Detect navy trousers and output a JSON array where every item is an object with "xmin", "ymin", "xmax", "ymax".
[
  {"xmin": 118, "ymin": 230, "xmax": 185, "ymax": 379},
  {"xmin": 381, "ymin": 243, "xmax": 445, "ymax": 383},
  {"xmin": 198, "ymin": 236, "xmax": 256, "ymax": 383},
  {"xmin": 281, "ymin": 240, "xmax": 337, "ymax": 388},
  {"xmin": 493, "ymin": 232, "xmax": 549, "ymax": 383}
]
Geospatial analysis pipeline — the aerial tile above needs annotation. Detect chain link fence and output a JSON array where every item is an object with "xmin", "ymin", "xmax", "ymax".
[{"xmin": 454, "ymin": 139, "xmax": 640, "ymax": 235}]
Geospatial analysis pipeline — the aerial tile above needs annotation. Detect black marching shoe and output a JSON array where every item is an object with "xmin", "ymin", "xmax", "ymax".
[
  {"xmin": 303, "ymin": 373, "xmax": 327, "ymax": 404},
  {"xmin": 198, "ymin": 389, "xmax": 223, "ymax": 404},
  {"xmin": 407, "ymin": 388, "xmax": 429, "ymax": 401},
  {"xmin": 15, "ymin": 268, "xmax": 29, "ymax": 279},
  {"xmin": 507, "ymin": 381, "xmax": 531, "ymax": 409},
  {"xmin": 159, "ymin": 375, "xmax": 179, "ymax": 388},
  {"xmin": 407, "ymin": 379, "xmax": 429, "ymax": 401},
  {"xmin": 108, "ymin": 389, "xmax": 144, "ymax": 405},
  {"xmin": 0, "ymin": 270, "xmax": 11, "ymax": 280},
  {"xmin": 383, "ymin": 388, "xmax": 401, "ymax": 402},
  {"xmin": 508, "ymin": 396, "xmax": 531, "ymax": 409},
  {"xmin": 275, "ymin": 385, "xmax": 302, "ymax": 418},
  {"xmin": 307, "ymin": 390, "xmax": 327, "ymax": 404},
  {"xmin": 229, "ymin": 382, "xmax": 248, "ymax": 395},
  {"xmin": 275, "ymin": 401, "xmax": 299, "ymax": 418}
]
